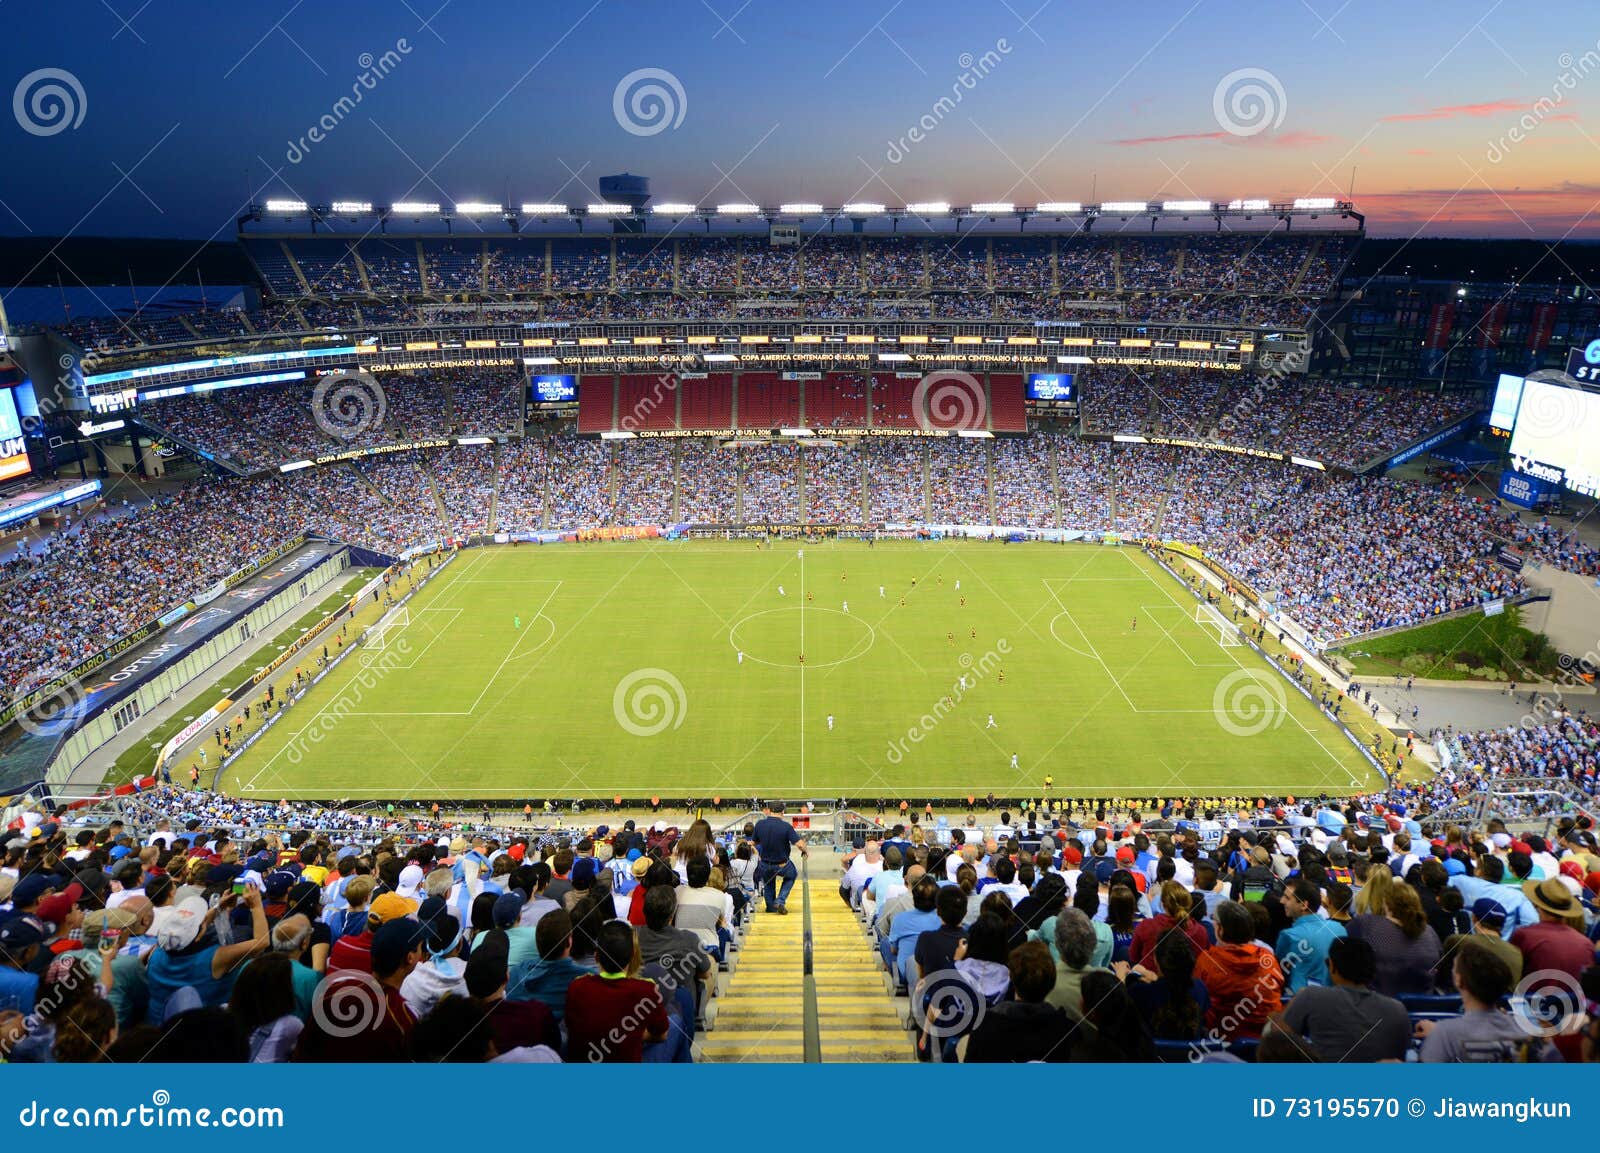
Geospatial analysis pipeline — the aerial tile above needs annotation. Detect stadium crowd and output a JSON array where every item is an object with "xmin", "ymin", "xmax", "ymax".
[{"xmin": 0, "ymin": 793, "xmax": 1594, "ymax": 1064}]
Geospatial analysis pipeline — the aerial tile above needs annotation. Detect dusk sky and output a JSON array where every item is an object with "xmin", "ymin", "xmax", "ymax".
[{"xmin": 3, "ymin": 0, "xmax": 1598, "ymax": 241}]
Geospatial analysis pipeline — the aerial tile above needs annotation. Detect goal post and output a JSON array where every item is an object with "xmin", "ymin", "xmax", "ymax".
[
  {"xmin": 1195, "ymin": 602, "xmax": 1242, "ymax": 647},
  {"xmin": 365, "ymin": 606, "xmax": 411, "ymax": 651}
]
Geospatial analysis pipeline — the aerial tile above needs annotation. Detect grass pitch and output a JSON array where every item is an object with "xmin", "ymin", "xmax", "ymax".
[{"xmin": 222, "ymin": 541, "xmax": 1379, "ymax": 802}]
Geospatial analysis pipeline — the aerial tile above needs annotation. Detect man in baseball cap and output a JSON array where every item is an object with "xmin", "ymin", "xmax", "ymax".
[{"xmin": 1439, "ymin": 898, "xmax": 1523, "ymax": 986}]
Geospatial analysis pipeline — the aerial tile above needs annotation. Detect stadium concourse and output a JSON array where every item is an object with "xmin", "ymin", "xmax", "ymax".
[{"xmin": 0, "ymin": 792, "xmax": 1596, "ymax": 1064}]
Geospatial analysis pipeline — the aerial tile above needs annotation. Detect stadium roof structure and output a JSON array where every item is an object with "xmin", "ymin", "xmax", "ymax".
[{"xmin": 240, "ymin": 197, "xmax": 1362, "ymax": 235}]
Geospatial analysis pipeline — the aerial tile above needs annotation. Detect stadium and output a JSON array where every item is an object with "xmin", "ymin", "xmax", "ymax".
[{"xmin": 0, "ymin": 2, "xmax": 1596, "ymax": 1080}]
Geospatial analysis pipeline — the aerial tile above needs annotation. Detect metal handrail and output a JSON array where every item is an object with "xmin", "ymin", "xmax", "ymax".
[{"xmin": 800, "ymin": 854, "xmax": 821, "ymax": 1064}]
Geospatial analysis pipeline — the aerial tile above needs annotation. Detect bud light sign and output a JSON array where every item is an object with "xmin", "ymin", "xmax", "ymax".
[{"xmin": 1498, "ymin": 467, "xmax": 1555, "ymax": 509}]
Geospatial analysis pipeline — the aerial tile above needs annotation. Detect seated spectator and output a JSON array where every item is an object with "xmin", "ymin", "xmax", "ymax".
[
  {"xmin": 1195, "ymin": 899, "xmax": 1283, "ymax": 1040},
  {"xmin": 636, "ymin": 884, "xmax": 713, "ymax": 1002},
  {"xmin": 887, "ymin": 876, "xmax": 944, "ymax": 989},
  {"xmin": 1270, "ymin": 937, "xmax": 1410, "ymax": 1061},
  {"xmin": 1123, "ymin": 934, "xmax": 1209, "ymax": 1041},
  {"xmin": 399, "ymin": 910, "xmax": 467, "ymax": 1020},
  {"xmin": 564, "ymin": 920, "xmax": 670, "ymax": 1063},
  {"xmin": 1276, "ymin": 878, "xmax": 1346, "ymax": 993},
  {"xmin": 961, "ymin": 941, "xmax": 1075, "ymax": 1063},
  {"xmin": 462, "ymin": 944, "xmax": 561, "ymax": 1057},
  {"xmin": 227, "ymin": 952, "xmax": 303, "ymax": 1062},
  {"xmin": 674, "ymin": 856, "xmax": 726, "ymax": 955},
  {"xmin": 1418, "ymin": 939, "xmax": 1553, "ymax": 1062},
  {"xmin": 1512, "ymin": 878, "xmax": 1595, "ymax": 984},
  {"xmin": 506, "ymin": 909, "xmax": 590, "ymax": 1020},
  {"xmin": 295, "ymin": 918, "xmax": 425, "ymax": 1062},
  {"xmin": 144, "ymin": 889, "xmax": 269, "ymax": 1022},
  {"xmin": 1046, "ymin": 908, "xmax": 1111, "ymax": 1026},
  {"xmin": 1128, "ymin": 881, "xmax": 1210, "ymax": 972},
  {"xmin": 1440, "ymin": 898, "xmax": 1523, "ymax": 988},
  {"xmin": 1347, "ymin": 882, "xmax": 1442, "ymax": 997},
  {"xmin": 1069, "ymin": 969, "xmax": 1155, "ymax": 1062}
]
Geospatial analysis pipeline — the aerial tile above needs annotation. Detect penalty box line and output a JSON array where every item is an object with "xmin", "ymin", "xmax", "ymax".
[{"xmin": 1122, "ymin": 550, "xmax": 1363, "ymax": 789}]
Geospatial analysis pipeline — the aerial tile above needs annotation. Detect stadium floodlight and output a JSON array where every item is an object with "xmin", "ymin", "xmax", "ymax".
[
  {"xmin": 455, "ymin": 202, "xmax": 502, "ymax": 215},
  {"xmin": 1227, "ymin": 198, "xmax": 1272, "ymax": 211},
  {"xmin": 1100, "ymin": 201, "xmax": 1148, "ymax": 213},
  {"xmin": 906, "ymin": 201, "xmax": 950, "ymax": 214},
  {"xmin": 970, "ymin": 201, "xmax": 1014, "ymax": 213},
  {"xmin": 392, "ymin": 201, "xmax": 440, "ymax": 214},
  {"xmin": 779, "ymin": 202, "xmax": 824, "ymax": 214},
  {"xmin": 330, "ymin": 201, "xmax": 373, "ymax": 214},
  {"xmin": 264, "ymin": 199, "xmax": 308, "ymax": 213},
  {"xmin": 520, "ymin": 203, "xmax": 569, "ymax": 215},
  {"xmin": 651, "ymin": 202, "xmax": 698, "ymax": 214},
  {"xmin": 1162, "ymin": 200, "xmax": 1211, "ymax": 212},
  {"xmin": 1293, "ymin": 197, "xmax": 1338, "ymax": 209},
  {"xmin": 587, "ymin": 203, "xmax": 631, "ymax": 214},
  {"xmin": 842, "ymin": 202, "xmax": 885, "ymax": 214},
  {"xmin": 717, "ymin": 202, "xmax": 761, "ymax": 214},
  {"xmin": 1034, "ymin": 202, "xmax": 1082, "ymax": 213}
]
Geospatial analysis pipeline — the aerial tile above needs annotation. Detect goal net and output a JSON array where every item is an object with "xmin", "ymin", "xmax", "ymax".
[
  {"xmin": 1195, "ymin": 602, "xmax": 1242, "ymax": 647},
  {"xmin": 365, "ymin": 607, "xmax": 411, "ymax": 651}
]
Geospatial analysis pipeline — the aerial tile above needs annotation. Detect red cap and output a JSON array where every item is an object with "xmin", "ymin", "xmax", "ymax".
[
  {"xmin": 1115, "ymin": 845, "xmax": 1135, "ymax": 864},
  {"xmin": 35, "ymin": 883, "xmax": 84, "ymax": 925},
  {"xmin": 1062, "ymin": 845, "xmax": 1083, "ymax": 865}
]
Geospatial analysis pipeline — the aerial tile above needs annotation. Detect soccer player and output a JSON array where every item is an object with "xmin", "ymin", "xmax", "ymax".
[
  {"xmin": 955, "ymin": 579, "xmax": 961, "ymax": 591},
  {"xmin": 969, "ymin": 627, "xmax": 976, "ymax": 640},
  {"xmin": 827, "ymin": 714, "xmax": 834, "ymax": 731},
  {"xmin": 947, "ymin": 632, "xmax": 955, "ymax": 645},
  {"xmin": 778, "ymin": 585, "xmax": 786, "ymax": 597},
  {"xmin": 842, "ymin": 600, "xmax": 849, "ymax": 613},
  {"xmin": 737, "ymin": 650, "xmax": 744, "ymax": 665},
  {"xmin": 1130, "ymin": 616, "xmax": 1137, "ymax": 632},
  {"xmin": 1043, "ymin": 774, "xmax": 1054, "ymax": 793},
  {"xmin": 879, "ymin": 586, "xmax": 885, "ymax": 598},
  {"xmin": 959, "ymin": 597, "xmax": 966, "ymax": 607},
  {"xmin": 986, "ymin": 714, "xmax": 997, "ymax": 729},
  {"xmin": 514, "ymin": 615, "xmax": 522, "ymax": 630},
  {"xmin": 1009, "ymin": 753, "xmax": 1019, "ymax": 770}
]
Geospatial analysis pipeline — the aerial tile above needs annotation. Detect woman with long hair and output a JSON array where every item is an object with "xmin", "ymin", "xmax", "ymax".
[
  {"xmin": 1352, "ymin": 863, "xmax": 1394, "ymax": 916},
  {"xmin": 1348, "ymin": 880, "xmax": 1441, "ymax": 997},
  {"xmin": 1106, "ymin": 884, "xmax": 1139, "ymax": 964},
  {"xmin": 672, "ymin": 820, "xmax": 714, "ymax": 883}
]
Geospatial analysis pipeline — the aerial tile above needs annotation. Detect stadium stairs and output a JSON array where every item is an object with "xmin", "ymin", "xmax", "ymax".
[{"xmin": 697, "ymin": 863, "xmax": 913, "ymax": 1063}]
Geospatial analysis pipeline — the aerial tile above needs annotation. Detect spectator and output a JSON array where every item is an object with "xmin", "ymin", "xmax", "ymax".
[
  {"xmin": 1196, "ymin": 899, "xmax": 1283, "ymax": 1040},
  {"xmin": 1511, "ymin": 878, "xmax": 1595, "ymax": 984},
  {"xmin": 1347, "ymin": 882, "xmax": 1442, "ymax": 997},
  {"xmin": 1276, "ymin": 878, "xmax": 1346, "ymax": 994},
  {"xmin": 563, "ymin": 920, "xmax": 669, "ymax": 1063},
  {"xmin": 1271, "ymin": 937, "xmax": 1411, "ymax": 1061},
  {"xmin": 961, "ymin": 941, "xmax": 1075, "ymax": 1063},
  {"xmin": 1418, "ymin": 940, "xmax": 1553, "ymax": 1062}
]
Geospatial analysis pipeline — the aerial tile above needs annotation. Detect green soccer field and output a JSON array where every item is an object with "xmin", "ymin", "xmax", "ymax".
[{"xmin": 221, "ymin": 540, "xmax": 1379, "ymax": 803}]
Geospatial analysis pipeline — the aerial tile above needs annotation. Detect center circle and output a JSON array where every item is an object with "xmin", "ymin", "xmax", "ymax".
[{"xmin": 728, "ymin": 607, "xmax": 876, "ymax": 669}]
